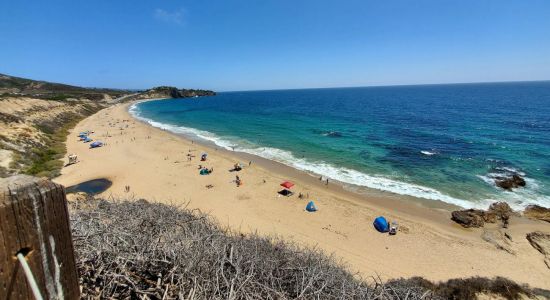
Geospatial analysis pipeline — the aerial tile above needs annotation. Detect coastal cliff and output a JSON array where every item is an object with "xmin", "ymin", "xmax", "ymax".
[
  {"xmin": 129, "ymin": 86, "xmax": 216, "ymax": 100},
  {"xmin": 0, "ymin": 74, "xmax": 215, "ymax": 178}
]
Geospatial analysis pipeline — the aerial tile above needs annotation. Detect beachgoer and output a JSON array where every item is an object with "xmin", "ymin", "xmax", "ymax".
[
  {"xmin": 249, "ymin": 161, "xmax": 252, "ymax": 166},
  {"xmin": 326, "ymin": 178, "xmax": 329, "ymax": 186}
]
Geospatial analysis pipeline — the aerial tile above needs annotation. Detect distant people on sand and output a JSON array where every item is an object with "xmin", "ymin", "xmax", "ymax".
[{"xmin": 124, "ymin": 185, "xmax": 130, "ymax": 193}]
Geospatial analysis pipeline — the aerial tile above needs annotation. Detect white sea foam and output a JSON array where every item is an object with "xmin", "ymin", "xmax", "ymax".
[
  {"xmin": 129, "ymin": 105, "xmax": 549, "ymax": 210},
  {"xmin": 420, "ymin": 150, "xmax": 437, "ymax": 156}
]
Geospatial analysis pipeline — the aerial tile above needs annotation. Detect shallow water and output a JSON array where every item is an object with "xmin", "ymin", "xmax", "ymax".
[
  {"xmin": 66, "ymin": 178, "xmax": 112, "ymax": 195},
  {"xmin": 131, "ymin": 82, "xmax": 550, "ymax": 209}
]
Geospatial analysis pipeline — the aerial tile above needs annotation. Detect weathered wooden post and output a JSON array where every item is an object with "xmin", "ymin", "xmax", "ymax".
[{"xmin": 0, "ymin": 175, "xmax": 79, "ymax": 300}]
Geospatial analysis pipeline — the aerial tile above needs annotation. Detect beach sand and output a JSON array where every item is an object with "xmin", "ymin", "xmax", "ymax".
[{"xmin": 55, "ymin": 102, "xmax": 550, "ymax": 288}]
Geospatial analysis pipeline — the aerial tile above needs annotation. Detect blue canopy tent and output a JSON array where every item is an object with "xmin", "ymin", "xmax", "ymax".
[
  {"xmin": 83, "ymin": 137, "xmax": 93, "ymax": 143},
  {"xmin": 305, "ymin": 201, "xmax": 317, "ymax": 212},
  {"xmin": 90, "ymin": 141, "xmax": 103, "ymax": 148},
  {"xmin": 373, "ymin": 216, "xmax": 389, "ymax": 233}
]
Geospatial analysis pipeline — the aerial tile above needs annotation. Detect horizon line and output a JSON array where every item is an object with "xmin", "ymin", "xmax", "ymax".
[
  {"xmin": 3, "ymin": 71, "xmax": 549, "ymax": 93},
  {"xmin": 219, "ymin": 79, "xmax": 550, "ymax": 93}
]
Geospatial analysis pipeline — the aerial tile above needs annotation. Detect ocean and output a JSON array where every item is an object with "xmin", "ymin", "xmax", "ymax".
[{"xmin": 130, "ymin": 82, "xmax": 550, "ymax": 209}]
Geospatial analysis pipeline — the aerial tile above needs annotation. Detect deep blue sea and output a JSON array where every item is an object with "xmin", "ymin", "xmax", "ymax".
[{"xmin": 131, "ymin": 82, "xmax": 550, "ymax": 209}]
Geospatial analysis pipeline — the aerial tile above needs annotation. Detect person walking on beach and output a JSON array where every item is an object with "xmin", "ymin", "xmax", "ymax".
[{"xmin": 326, "ymin": 178, "xmax": 329, "ymax": 186}]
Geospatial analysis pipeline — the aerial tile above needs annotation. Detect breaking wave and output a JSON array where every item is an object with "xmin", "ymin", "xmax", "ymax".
[{"xmin": 130, "ymin": 103, "xmax": 491, "ymax": 209}]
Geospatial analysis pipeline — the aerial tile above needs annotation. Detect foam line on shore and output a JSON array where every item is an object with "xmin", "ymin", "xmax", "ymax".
[
  {"xmin": 130, "ymin": 103, "xmax": 489, "ymax": 209},
  {"xmin": 129, "ymin": 102, "xmax": 550, "ymax": 210}
]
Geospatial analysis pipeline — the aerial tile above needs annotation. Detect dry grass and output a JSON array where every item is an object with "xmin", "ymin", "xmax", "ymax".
[{"xmin": 69, "ymin": 198, "xmax": 546, "ymax": 299}]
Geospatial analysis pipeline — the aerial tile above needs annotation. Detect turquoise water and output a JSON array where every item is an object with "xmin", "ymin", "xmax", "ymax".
[{"xmin": 130, "ymin": 82, "xmax": 550, "ymax": 209}]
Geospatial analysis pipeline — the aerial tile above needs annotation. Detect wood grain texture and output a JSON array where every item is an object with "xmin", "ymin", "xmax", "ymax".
[{"xmin": 0, "ymin": 175, "xmax": 79, "ymax": 300}]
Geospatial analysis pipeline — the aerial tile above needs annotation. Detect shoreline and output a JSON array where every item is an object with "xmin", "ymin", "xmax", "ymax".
[
  {"xmin": 55, "ymin": 101, "xmax": 550, "ymax": 288},
  {"xmin": 128, "ymin": 100, "xmax": 466, "ymax": 212}
]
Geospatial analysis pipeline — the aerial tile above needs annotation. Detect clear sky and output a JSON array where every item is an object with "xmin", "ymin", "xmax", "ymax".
[{"xmin": 1, "ymin": 0, "xmax": 549, "ymax": 91}]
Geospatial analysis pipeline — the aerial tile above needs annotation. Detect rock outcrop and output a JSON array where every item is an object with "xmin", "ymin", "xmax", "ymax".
[
  {"xmin": 523, "ymin": 205, "xmax": 550, "ymax": 223},
  {"xmin": 451, "ymin": 202, "xmax": 513, "ymax": 228},
  {"xmin": 495, "ymin": 174, "xmax": 526, "ymax": 190},
  {"xmin": 526, "ymin": 231, "xmax": 550, "ymax": 269},
  {"xmin": 482, "ymin": 228, "xmax": 515, "ymax": 254},
  {"xmin": 134, "ymin": 86, "xmax": 216, "ymax": 100},
  {"xmin": 451, "ymin": 209, "xmax": 487, "ymax": 228},
  {"xmin": 486, "ymin": 202, "xmax": 513, "ymax": 228}
]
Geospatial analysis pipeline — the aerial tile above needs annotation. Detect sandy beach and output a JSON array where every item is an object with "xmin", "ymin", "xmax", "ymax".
[{"xmin": 55, "ymin": 101, "xmax": 550, "ymax": 289}]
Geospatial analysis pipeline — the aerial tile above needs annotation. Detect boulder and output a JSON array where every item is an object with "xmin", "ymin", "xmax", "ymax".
[
  {"xmin": 495, "ymin": 174, "xmax": 526, "ymax": 190},
  {"xmin": 451, "ymin": 209, "xmax": 486, "ymax": 228},
  {"xmin": 486, "ymin": 202, "xmax": 513, "ymax": 227},
  {"xmin": 526, "ymin": 231, "xmax": 550, "ymax": 269},
  {"xmin": 524, "ymin": 205, "xmax": 550, "ymax": 223}
]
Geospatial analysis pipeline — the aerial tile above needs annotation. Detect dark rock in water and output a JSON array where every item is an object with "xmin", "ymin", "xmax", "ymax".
[
  {"xmin": 524, "ymin": 205, "xmax": 550, "ymax": 223},
  {"xmin": 495, "ymin": 174, "xmax": 526, "ymax": 190},
  {"xmin": 451, "ymin": 209, "xmax": 486, "ymax": 228},
  {"xmin": 526, "ymin": 231, "xmax": 550, "ymax": 269}
]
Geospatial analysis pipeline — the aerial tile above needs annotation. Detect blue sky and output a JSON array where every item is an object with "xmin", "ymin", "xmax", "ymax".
[{"xmin": 1, "ymin": 0, "xmax": 549, "ymax": 91}]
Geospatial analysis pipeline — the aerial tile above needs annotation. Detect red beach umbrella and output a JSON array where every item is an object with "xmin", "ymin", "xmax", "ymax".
[{"xmin": 280, "ymin": 181, "xmax": 294, "ymax": 189}]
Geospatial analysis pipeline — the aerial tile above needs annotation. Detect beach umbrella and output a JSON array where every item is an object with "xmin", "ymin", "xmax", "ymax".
[{"xmin": 280, "ymin": 181, "xmax": 294, "ymax": 189}]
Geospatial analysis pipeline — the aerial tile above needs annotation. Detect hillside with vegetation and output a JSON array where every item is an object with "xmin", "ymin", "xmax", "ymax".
[
  {"xmin": 0, "ymin": 73, "xmax": 215, "ymax": 178},
  {"xmin": 126, "ymin": 85, "xmax": 216, "ymax": 100}
]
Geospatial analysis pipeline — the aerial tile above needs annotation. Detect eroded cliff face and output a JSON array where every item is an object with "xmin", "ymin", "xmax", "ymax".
[
  {"xmin": 0, "ymin": 97, "xmax": 107, "ymax": 177},
  {"xmin": 0, "ymin": 74, "xmax": 215, "ymax": 177}
]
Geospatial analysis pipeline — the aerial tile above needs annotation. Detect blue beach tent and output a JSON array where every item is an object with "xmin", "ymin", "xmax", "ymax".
[
  {"xmin": 90, "ymin": 141, "xmax": 103, "ymax": 148},
  {"xmin": 83, "ymin": 137, "xmax": 93, "ymax": 143},
  {"xmin": 305, "ymin": 201, "xmax": 317, "ymax": 212},
  {"xmin": 373, "ymin": 216, "xmax": 389, "ymax": 233}
]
